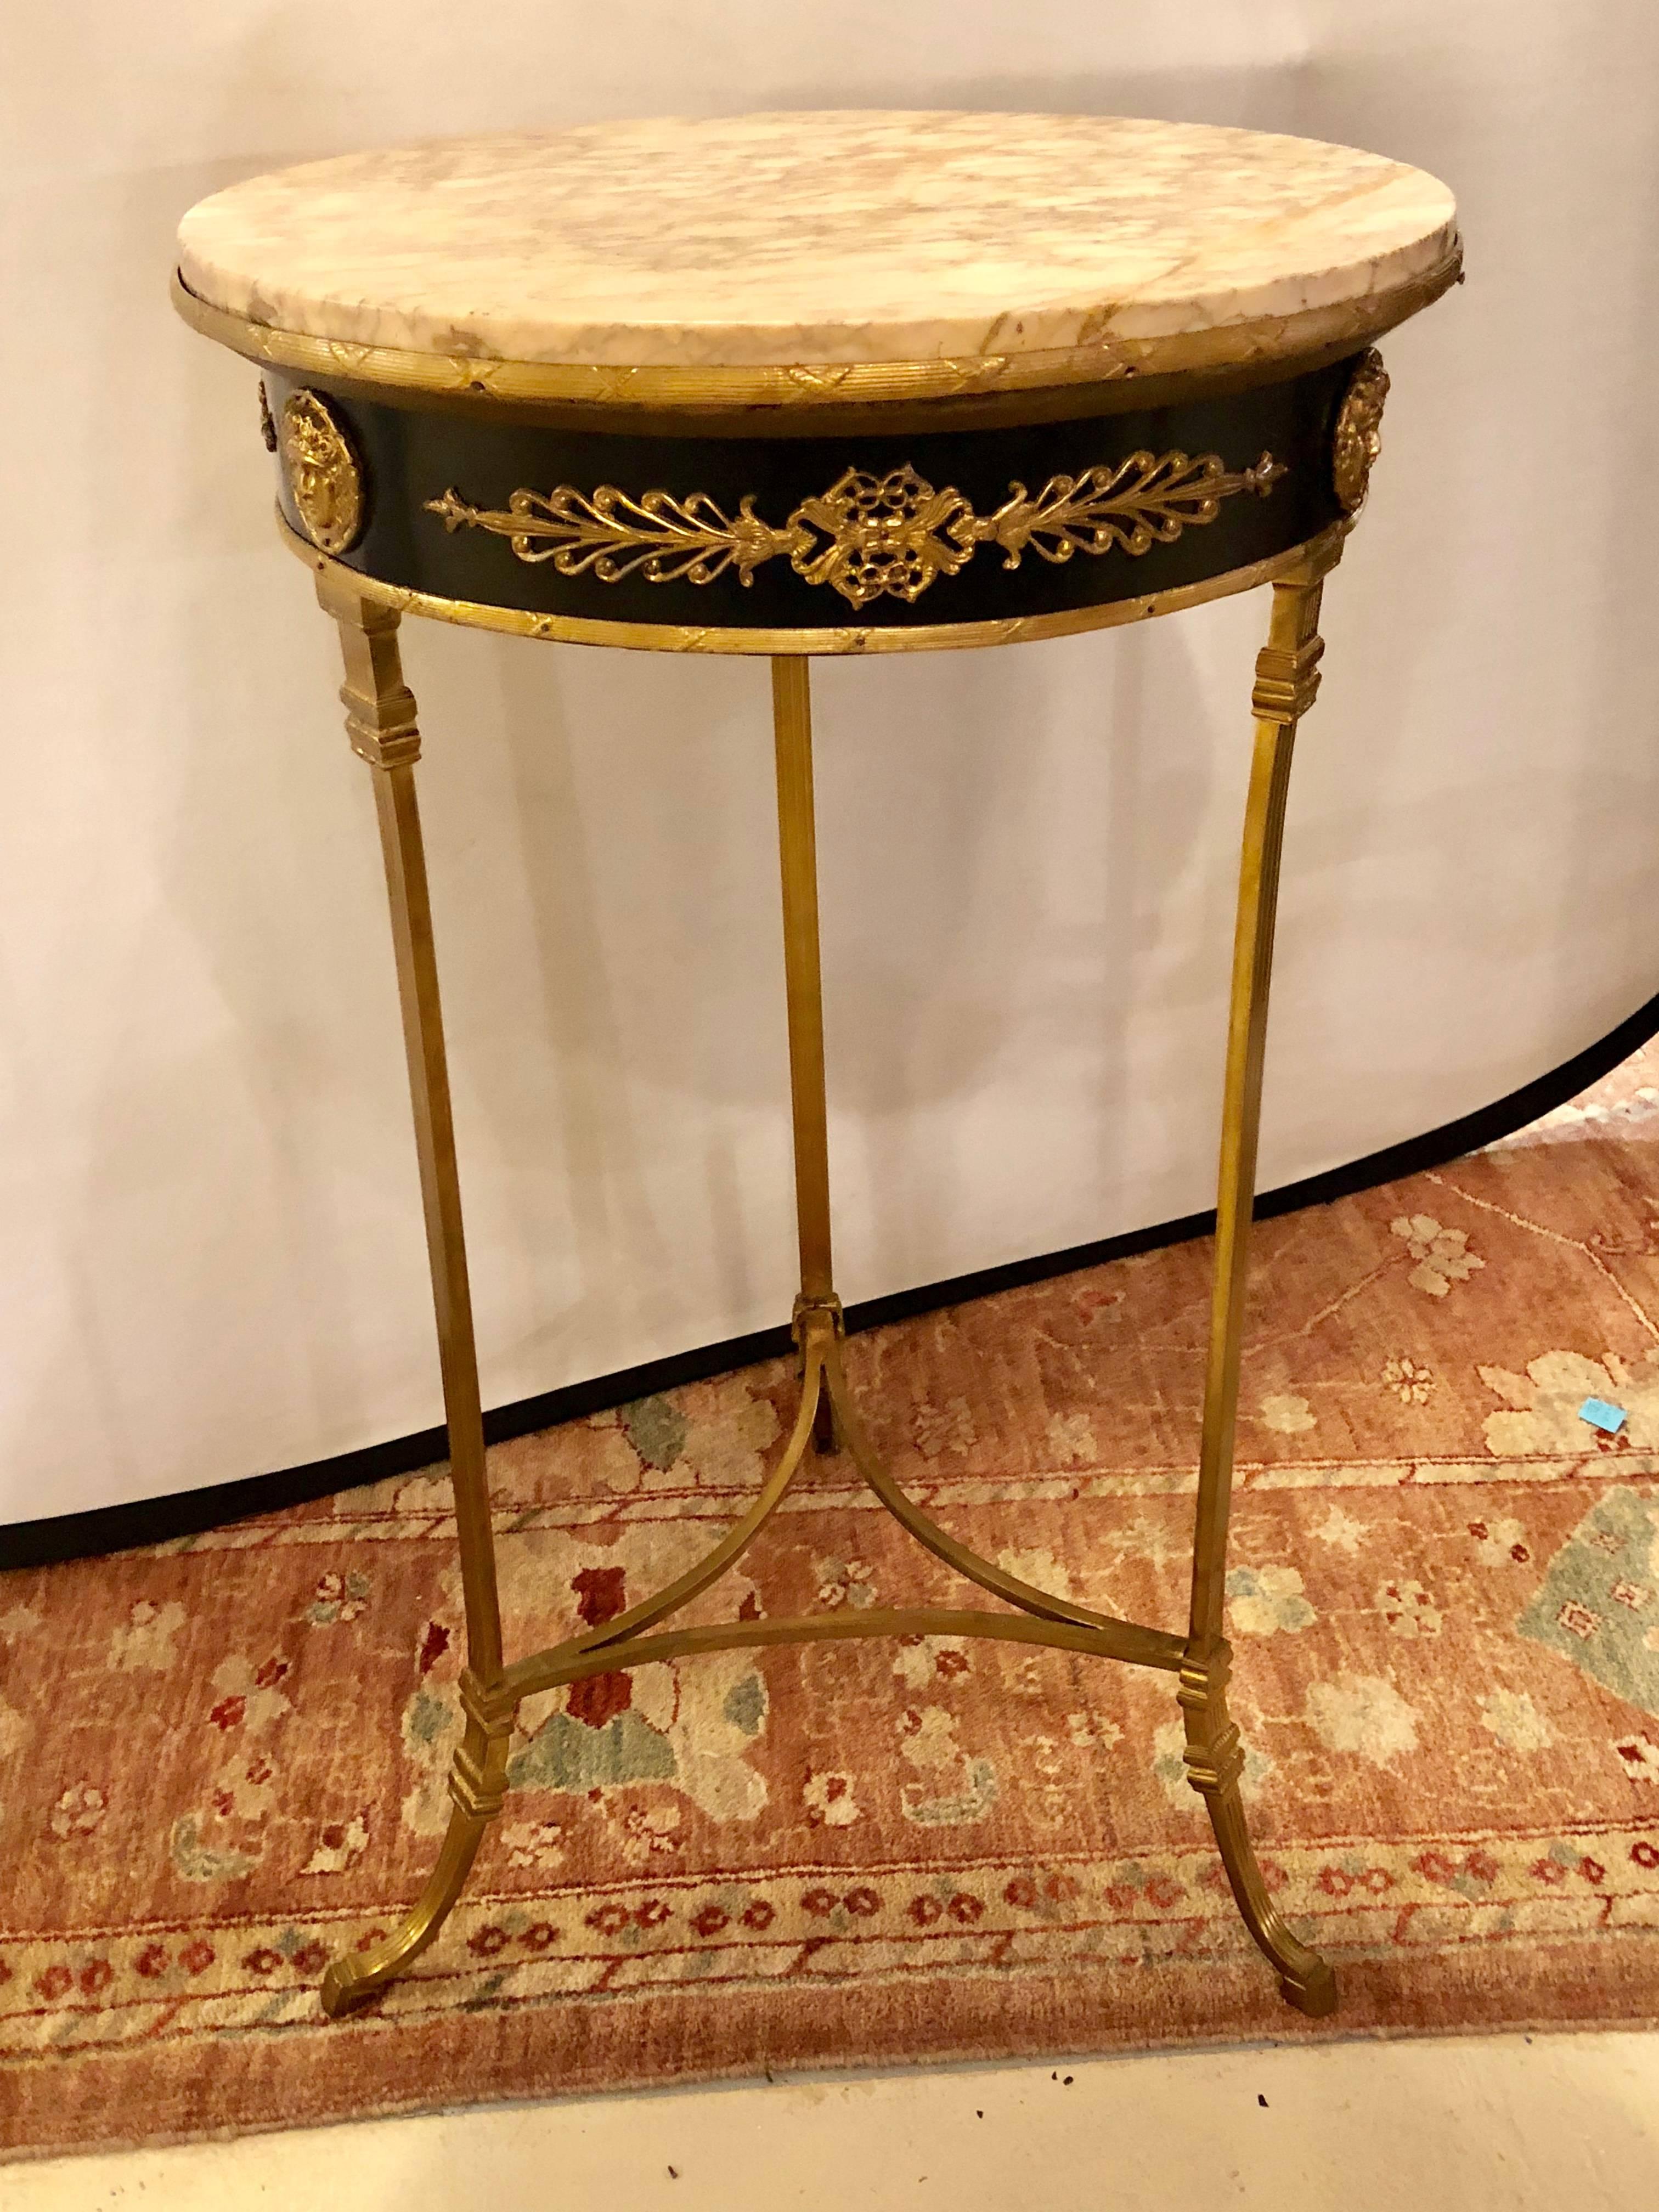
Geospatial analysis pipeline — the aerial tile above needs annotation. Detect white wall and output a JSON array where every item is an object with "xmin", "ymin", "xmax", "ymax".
[{"xmin": 3, "ymin": 2, "xmax": 1657, "ymax": 1522}]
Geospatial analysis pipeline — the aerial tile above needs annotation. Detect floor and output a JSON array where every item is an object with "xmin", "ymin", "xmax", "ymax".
[
  {"xmin": 14, "ymin": 1071, "xmax": 1659, "ymax": 2197},
  {"xmin": 10, "ymin": 2029, "xmax": 1659, "ymax": 2208}
]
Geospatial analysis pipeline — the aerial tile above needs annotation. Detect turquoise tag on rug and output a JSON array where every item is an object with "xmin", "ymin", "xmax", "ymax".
[{"xmin": 1578, "ymin": 1396, "xmax": 1628, "ymax": 1435}]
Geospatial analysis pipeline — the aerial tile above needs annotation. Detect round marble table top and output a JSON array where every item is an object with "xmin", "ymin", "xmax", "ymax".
[{"xmin": 177, "ymin": 112, "xmax": 1458, "ymax": 393}]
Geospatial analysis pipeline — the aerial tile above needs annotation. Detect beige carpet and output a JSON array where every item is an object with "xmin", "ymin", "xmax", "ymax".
[{"xmin": 3, "ymin": 1048, "xmax": 1658, "ymax": 2157}]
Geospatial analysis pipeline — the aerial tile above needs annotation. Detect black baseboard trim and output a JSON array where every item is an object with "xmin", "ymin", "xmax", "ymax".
[{"xmin": 8, "ymin": 985, "xmax": 1657, "ymax": 1574}]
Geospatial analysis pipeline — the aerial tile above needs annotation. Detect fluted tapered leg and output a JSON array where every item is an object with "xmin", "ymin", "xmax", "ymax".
[
  {"xmin": 311, "ymin": 575, "xmax": 507, "ymax": 2017},
  {"xmin": 1182, "ymin": 542, "xmax": 1344, "ymax": 2017},
  {"xmin": 772, "ymin": 657, "xmax": 841, "ymax": 1450}
]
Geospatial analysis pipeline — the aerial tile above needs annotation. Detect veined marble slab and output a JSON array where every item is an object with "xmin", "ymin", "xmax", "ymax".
[{"xmin": 177, "ymin": 112, "xmax": 1458, "ymax": 372}]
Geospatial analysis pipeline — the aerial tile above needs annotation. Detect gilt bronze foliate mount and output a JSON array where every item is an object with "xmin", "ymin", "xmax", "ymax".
[{"xmin": 424, "ymin": 450, "xmax": 1286, "ymax": 611}]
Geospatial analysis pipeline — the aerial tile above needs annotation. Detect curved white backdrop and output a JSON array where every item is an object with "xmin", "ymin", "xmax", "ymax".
[{"xmin": 3, "ymin": 1, "xmax": 1656, "ymax": 1524}]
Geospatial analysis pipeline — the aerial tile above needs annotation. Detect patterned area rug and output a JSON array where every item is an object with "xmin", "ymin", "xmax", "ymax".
[{"xmin": 4, "ymin": 1049, "xmax": 1659, "ymax": 2158}]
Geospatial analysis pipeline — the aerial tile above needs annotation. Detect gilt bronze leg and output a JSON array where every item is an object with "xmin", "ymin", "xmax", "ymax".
[
  {"xmin": 311, "ymin": 576, "xmax": 509, "ymax": 2017},
  {"xmin": 303, "ymin": 604, "xmax": 1352, "ymax": 2018},
  {"xmin": 1181, "ymin": 539, "xmax": 1345, "ymax": 2017},
  {"xmin": 772, "ymin": 657, "xmax": 840, "ymax": 1450}
]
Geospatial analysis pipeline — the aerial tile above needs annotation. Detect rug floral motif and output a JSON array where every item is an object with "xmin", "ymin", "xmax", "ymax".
[{"xmin": 3, "ymin": 1047, "xmax": 1659, "ymax": 2157}]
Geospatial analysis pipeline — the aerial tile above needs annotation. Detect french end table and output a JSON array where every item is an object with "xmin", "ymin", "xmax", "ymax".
[{"xmin": 173, "ymin": 111, "xmax": 1459, "ymax": 2021}]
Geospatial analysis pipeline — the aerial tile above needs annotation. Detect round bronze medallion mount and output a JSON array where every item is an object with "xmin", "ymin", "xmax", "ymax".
[
  {"xmin": 1332, "ymin": 347, "xmax": 1391, "ymax": 514},
  {"xmin": 278, "ymin": 388, "xmax": 365, "ymax": 554}
]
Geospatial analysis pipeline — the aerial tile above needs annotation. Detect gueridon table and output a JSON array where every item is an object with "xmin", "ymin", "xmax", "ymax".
[{"xmin": 174, "ymin": 111, "xmax": 1460, "ymax": 2021}]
